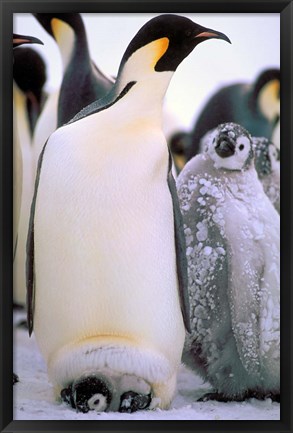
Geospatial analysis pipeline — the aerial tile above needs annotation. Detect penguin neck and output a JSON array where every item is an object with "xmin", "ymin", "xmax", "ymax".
[
  {"xmin": 114, "ymin": 70, "xmax": 174, "ymax": 127},
  {"xmin": 55, "ymin": 21, "xmax": 90, "ymax": 73}
]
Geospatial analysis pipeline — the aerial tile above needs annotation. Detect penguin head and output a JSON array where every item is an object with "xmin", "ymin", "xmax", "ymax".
[
  {"xmin": 61, "ymin": 374, "xmax": 113, "ymax": 413},
  {"xmin": 33, "ymin": 13, "xmax": 84, "ymax": 41},
  {"xmin": 116, "ymin": 14, "xmax": 231, "ymax": 88},
  {"xmin": 207, "ymin": 122, "xmax": 254, "ymax": 171},
  {"xmin": 253, "ymin": 136, "xmax": 280, "ymax": 178},
  {"xmin": 13, "ymin": 33, "xmax": 43, "ymax": 49},
  {"xmin": 33, "ymin": 14, "xmax": 86, "ymax": 70},
  {"xmin": 13, "ymin": 47, "xmax": 47, "ymax": 96}
]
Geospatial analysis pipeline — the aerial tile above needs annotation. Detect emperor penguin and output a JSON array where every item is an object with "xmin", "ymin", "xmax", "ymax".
[
  {"xmin": 177, "ymin": 122, "xmax": 280, "ymax": 402},
  {"xmin": 253, "ymin": 136, "xmax": 280, "ymax": 213},
  {"xmin": 187, "ymin": 68, "xmax": 280, "ymax": 159},
  {"xmin": 13, "ymin": 34, "xmax": 43, "ymax": 306},
  {"xmin": 27, "ymin": 14, "xmax": 230, "ymax": 413}
]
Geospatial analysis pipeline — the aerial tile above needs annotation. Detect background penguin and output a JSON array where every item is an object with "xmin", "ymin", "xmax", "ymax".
[
  {"xmin": 13, "ymin": 33, "xmax": 43, "ymax": 382},
  {"xmin": 27, "ymin": 14, "xmax": 230, "ymax": 412},
  {"xmin": 187, "ymin": 68, "xmax": 280, "ymax": 160},
  {"xmin": 253, "ymin": 136, "xmax": 280, "ymax": 213},
  {"xmin": 13, "ymin": 35, "xmax": 44, "ymax": 307},
  {"xmin": 177, "ymin": 122, "xmax": 280, "ymax": 402}
]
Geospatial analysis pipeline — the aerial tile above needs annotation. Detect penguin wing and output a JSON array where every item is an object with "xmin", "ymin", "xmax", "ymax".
[
  {"xmin": 26, "ymin": 140, "xmax": 49, "ymax": 336},
  {"xmin": 167, "ymin": 150, "xmax": 191, "ymax": 332}
]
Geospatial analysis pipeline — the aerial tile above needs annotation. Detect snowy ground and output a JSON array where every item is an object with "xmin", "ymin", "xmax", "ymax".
[{"xmin": 13, "ymin": 311, "xmax": 280, "ymax": 421}]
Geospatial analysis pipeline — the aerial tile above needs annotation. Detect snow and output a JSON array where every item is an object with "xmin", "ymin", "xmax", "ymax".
[{"xmin": 13, "ymin": 312, "xmax": 280, "ymax": 421}]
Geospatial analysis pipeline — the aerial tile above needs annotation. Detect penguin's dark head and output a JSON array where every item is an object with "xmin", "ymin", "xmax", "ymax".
[
  {"xmin": 208, "ymin": 122, "xmax": 254, "ymax": 171},
  {"xmin": 61, "ymin": 375, "xmax": 112, "ymax": 413},
  {"xmin": 13, "ymin": 47, "xmax": 47, "ymax": 94},
  {"xmin": 118, "ymin": 14, "xmax": 231, "ymax": 77},
  {"xmin": 33, "ymin": 13, "xmax": 85, "ymax": 41},
  {"xmin": 253, "ymin": 136, "xmax": 280, "ymax": 178},
  {"xmin": 13, "ymin": 33, "xmax": 43, "ymax": 49}
]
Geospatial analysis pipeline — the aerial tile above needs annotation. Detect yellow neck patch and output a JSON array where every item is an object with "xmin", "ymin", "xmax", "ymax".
[
  {"xmin": 258, "ymin": 79, "xmax": 280, "ymax": 121},
  {"xmin": 51, "ymin": 18, "xmax": 75, "ymax": 70},
  {"xmin": 149, "ymin": 37, "xmax": 170, "ymax": 69}
]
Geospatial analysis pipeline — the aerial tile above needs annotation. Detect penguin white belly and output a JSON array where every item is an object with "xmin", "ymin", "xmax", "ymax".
[{"xmin": 34, "ymin": 116, "xmax": 185, "ymax": 404}]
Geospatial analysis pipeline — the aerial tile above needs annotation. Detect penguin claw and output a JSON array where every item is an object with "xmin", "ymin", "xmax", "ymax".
[{"xmin": 119, "ymin": 391, "xmax": 152, "ymax": 413}]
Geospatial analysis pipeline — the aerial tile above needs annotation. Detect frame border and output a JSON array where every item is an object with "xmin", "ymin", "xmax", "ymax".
[{"xmin": 1, "ymin": 1, "xmax": 292, "ymax": 432}]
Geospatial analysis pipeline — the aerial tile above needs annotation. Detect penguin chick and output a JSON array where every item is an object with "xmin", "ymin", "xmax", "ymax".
[
  {"xmin": 177, "ymin": 122, "xmax": 280, "ymax": 402},
  {"xmin": 198, "ymin": 128, "xmax": 280, "ymax": 214},
  {"xmin": 187, "ymin": 68, "xmax": 280, "ymax": 159},
  {"xmin": 27, "ymin": 14, "xmax": 230, "ymax": 412},
  {"xmin": 33, "ymin": 13, "xmax": 114, "ymax": 127},
  {"xmin": 253, "ymin": 136, "xmax": 280, "ymax": 213}
]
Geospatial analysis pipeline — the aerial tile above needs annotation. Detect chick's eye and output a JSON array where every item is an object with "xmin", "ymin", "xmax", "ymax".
[{"xmin": 239, "ymin": 144, "xmax": 244, "ymax": 151}]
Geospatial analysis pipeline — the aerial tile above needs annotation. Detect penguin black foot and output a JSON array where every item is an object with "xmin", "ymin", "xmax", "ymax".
[
  {"xmin": 13, "ymin": 373, "xmax": 19, "ymax": 385},
  {"xmin": 119, "ymin": 391, "xmax": 152, "ymax": 413},
  {"xmin": 61, "ymin": 375, "xmax": 112, "ymax": 413}
]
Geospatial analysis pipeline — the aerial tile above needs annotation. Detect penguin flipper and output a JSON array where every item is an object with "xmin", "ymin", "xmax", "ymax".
[
  {"xmin": 26, "ymin": 140, "xmax": 49, "ymax": 336},
  {"xmin": 167, "ymin": 150, "xmax": 191, "ymax": 333}
]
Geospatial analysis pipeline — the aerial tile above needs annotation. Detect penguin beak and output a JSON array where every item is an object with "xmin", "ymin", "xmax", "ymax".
[
  {"xmin": 194, "ymin": 27, "xmax": 231, "ymax": 44},
  {"xmin": 215, "ymin": 137, "xmax": 235, "ymax": 158},
  {"xmin": 13, "ymin": 33, "xmax": 44, "ymax": 48}
]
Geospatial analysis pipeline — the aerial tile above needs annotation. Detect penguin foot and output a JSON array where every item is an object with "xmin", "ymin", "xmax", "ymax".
[
  {"xmin": 119, "ymin": 391, "xmax": 152, "ymax": 413},
  {"xmin": 61, "ymin": 375, "xmax": 112, "ymax": 413},
  {"xmin": 13, "ymin": 373, "xmax": 19, "ymax": 385}
]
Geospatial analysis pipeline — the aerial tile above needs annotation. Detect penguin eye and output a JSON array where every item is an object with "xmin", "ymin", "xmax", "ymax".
[
  {"xmin": 185, "ymin": 29, "xmax": 192, "ymax": 37},
  {"xmin": 239, "ymin": 144, "xmax": 244, "ymax": 151},
  {"xmin": 93, "ymin": 399, "xmax": 100, "ymax": 406}
]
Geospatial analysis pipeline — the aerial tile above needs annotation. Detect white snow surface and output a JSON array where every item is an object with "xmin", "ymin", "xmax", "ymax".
[{"xmin": 13, "ymin": 312, "xmax": 280, "ymax": 421}]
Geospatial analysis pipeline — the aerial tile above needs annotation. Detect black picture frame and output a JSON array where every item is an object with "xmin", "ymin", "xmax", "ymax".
[{"xmin": 1, "ymin": 0, "xmax": 292, "ymax": 432}]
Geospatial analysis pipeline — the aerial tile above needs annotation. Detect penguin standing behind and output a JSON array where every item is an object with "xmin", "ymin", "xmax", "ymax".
[
  {"xmin": 27, "ymin": 14, "xmax": 230, "ymax": 413},
  {"xmin": 177, "ymin": 122, "xmax": 280, "ymax": 402},
  {"xmin": 32, "ymin": 13, "xmax": 114, "ymax": 172},
  {"xmin": 253, "ymin": 136, "xmax": 280, "ymax": 213},
  {"xmin": 187, "ymin": 69, "xmax": 280, "ymax": 159},
  {"xmin": 13, "ymin": 35, "xmax": 43, "ymax": 306},
  {"xmin": 13, "ymin": 33, "xmax": 43, "ymax": 383}
]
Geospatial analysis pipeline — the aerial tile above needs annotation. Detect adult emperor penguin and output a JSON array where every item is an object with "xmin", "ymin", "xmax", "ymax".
[
  {"xmin": 27, "ymin": 14, "xmax": 230, "ymax": 412},
  {"xmin": 13, "ymin": 34, "xmax": 43, "ymax": 305},
  {"xmin": 177, "ymin": 122, "xmax": 280, "ymax": 402}
]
